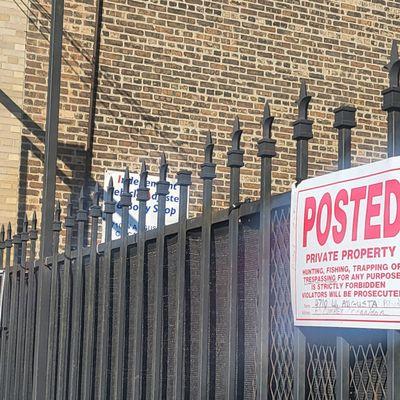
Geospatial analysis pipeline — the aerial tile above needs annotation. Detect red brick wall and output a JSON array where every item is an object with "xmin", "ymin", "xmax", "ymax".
[{"xmin": 20, "ymin": 0, "xmax": 400, "ymax": 220}]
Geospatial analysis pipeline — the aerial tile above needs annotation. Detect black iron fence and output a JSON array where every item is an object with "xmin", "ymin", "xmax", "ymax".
[{"xmin": 1, "ymin": 40, "xmax": 400, "ymax": 400}]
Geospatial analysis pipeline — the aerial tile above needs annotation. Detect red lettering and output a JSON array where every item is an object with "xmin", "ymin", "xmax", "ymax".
[
  {"xmin": 384, "ymin": 179, "xmax": 400, "ymax": 238},
  {"xmin": 333, "ymin": 189, "xmax": 348, "ymax": 244},
  {"xmin": 364, "ymin": 182, "xmax": 382, "ymax": 239},
  {"xmin": 303, "ymin": 196, "xmax": 316, "ymax": 247},
  {"xmin": 350, "ymin": 186, "xmax": 367, "ymax": 241},
  {"xmin": 316, "ymin": 193, "xmax": 332, "ymax": 246}
]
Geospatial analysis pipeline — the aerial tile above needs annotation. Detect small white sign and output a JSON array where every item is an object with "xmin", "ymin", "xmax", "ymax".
[
  {"xmin": 291, "ymin": 156, "xmax": 400, "ymax": 329},
  {"xmin": 103, "ymin": 169, "xmax": 182, "ymax": 240}
]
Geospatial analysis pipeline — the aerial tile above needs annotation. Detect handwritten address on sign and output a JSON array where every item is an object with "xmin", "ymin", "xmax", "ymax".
[{"xmin": 290, "ymin": 156, "xmax": 400, "ymax": 329}]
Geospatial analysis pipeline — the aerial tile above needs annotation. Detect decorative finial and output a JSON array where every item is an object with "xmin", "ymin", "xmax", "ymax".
[
  {"xmin": 297, "ymin": 79, "xmax": 311, "ymax": 120},
  {"xmin": 7, "ymin": 222, "xmax": 12, "ymax": 240},
  {"xmin": 123, "ymin": 167, "xmax": 130, "ymax": 193},
  {"xmin": 54, "ymin": 201, "xmax": 61, "ymax": 222},
  {"xmin": 107, "ymin": 177, "xmax": 114, "ymax": 202},
  {"xmin": 23, "ymin": 213, "xmax": 28, "ymax": 233},
  {"xmin": 385, "ymin": 39, "xmax": 400, "ymax": 87},
  {"xmin": 204, "ymin": 130, "xmax": 214, "ymax": 164},
  {"xmin": 92, "ymin": 182, "xmax": 100, "ymax": 206},
  {"xmin": 31, "ymin": 211, "xmax": 37, "ymax": 231},
  {"xmin": 0, "ymin": 225, "xmax": 4, "ymax": 242},
  {"xmin": 231, "ymin": 116, "xmax": 243, "ymax": 150},
  {"xmin": 262, "ymin": 101, "xmax": 274, "ymax": 139},
  {"xmin": 159, "ymin": 152, "xmax": 168, "ymax": 181},
  {"xmin": 79, "ymin": 186, "xmax": 85, "ymax": 210},
  {"xmin": 139, "ymin": 160, "xmax": 148, "ymax": 189}
]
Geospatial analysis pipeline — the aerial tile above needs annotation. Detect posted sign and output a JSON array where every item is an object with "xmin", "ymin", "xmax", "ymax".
[
  {"xmin": 291, "ymin": 157, "xmax": 400, "ymax": 329},
  {"xmin": 102, "ymin": 170, "xmax": 183, "ymax": 240}
]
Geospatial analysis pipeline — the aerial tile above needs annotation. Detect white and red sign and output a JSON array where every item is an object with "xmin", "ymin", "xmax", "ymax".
[{"xmin": 290, "ymin": 157, "xmax": 400, "ymax": 329}]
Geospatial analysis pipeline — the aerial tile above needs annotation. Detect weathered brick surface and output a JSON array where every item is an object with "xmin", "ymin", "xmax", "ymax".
[
  {"xmin": 0, "ymin": 0, "xmax": 27, "ymax": 227},
  {"xmin": 18, "ymin": 0, "xmax": 400, "ymax": 221}
]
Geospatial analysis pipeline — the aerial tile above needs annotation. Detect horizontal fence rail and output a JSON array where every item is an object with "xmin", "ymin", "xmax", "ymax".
[{"xmin": 0, "ymin": 39, "xmax": 399, "ymax": 400}]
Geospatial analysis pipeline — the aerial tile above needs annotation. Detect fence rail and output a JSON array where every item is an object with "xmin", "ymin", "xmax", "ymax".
[{"xmin": 0, "ymin": 40, "xmax": 400, "ymax": 400}]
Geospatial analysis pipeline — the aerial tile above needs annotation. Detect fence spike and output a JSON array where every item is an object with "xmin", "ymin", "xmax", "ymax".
[
  {"xmin": 20, "ymin": 214, "xmax": 29, "ymax": 268},
  {"xmin": 29, "ymin": 213, "xmax": 38, "ymax": 262},
  {"xmin": 82, "ymin": 180, "xmax": 101, "ymax": 400},
  {"xmin": 132, "ymin": 159, "xmax": 150, "ymax": 399},
  {"xmin": 383, "ymin": 39, "xmax": 400, "ymax": 157},
  {"xmin": 15, "ymin": 217, "xmax": 28, "ymax": 399},
  {"xmin": 69, "ymin": 187, "xmax": 87, "ymax": 399},
  {"xmin": 151, "ymin": 152, "xmax": 170, "ymax": 400},
  {"xmin": 198, "ymin": 131, "xmax": 217, "ymax": 400},
  {"xmin": 55, "ymin": 195, "xmax": 74, "ymax": 400},
  {"xmin": 114, "ymin": 166, "xmax": 132, "ymax": 399},
  {"xmin": 226, "ymin": 116, "xmax": 244, "ymax": 400},
  {"xmin": 256, "ymin": 100, "xmax": 276, "ymax": 400},
  {"xmin": 98, "ymin": 176, "xmax": 116, "ymax": 399},
  {"xmin": 0, "ymin": 224, "xmax": 5, "ymax": 269},
  {"xmin": 262, "ymin": 101, "xmax": 274, "ymax": 139},
  {"xmin": 384, "ymin": 39, "xmax": 400, "ymax": 400},
  {"xmin": 204, "ymin": 130, "xmax": 214, "ymax": 164},
  {"xmin": 293, "ymin": 80, "xmax": 313, "ymax": 184},
  {"xmin": 103, "ymin": 177, "xmax": 115, "ymax": 243},
  {"xmin": 385, "ymin": 39, "xmax": 400, "ymax": 87}
]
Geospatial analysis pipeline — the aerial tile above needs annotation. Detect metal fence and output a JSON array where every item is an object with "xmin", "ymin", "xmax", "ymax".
[{"xmin": 0, "ymin": 40, "xmax": 400, "ymax": 400}]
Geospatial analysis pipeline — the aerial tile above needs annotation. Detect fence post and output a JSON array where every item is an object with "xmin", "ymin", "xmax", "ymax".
[
  {"xmin": 293, "ymin": 80, "xmax": 313, "ymax": 400},
  {"xmin": 82, "ymin": 184, "xmax": 101, "ymax": 400},
  {"xmin": 114, "ymin": 167, "xmax": 132, "ymax": 399},
  {"xmin": 334, "ymin": 106, "xmax": 356, "ymax": 170},
  {"xmin": 226, "ymin": 117, "xmax": 244, "ymax": 400},
  {"xmin": 55, "ymin": 199, "xmax": 73, "ymax": 400},
  {"xmin": 14, "ymin": 215, "xmax": 29, "ymax": 400},
  {"xmin": 0, "ymin": 225, "xmax": 8, "ymax": 395},
  {"xmin": 151, "ymin": 154, "xmax": 170, "ymax": 400},
  {"xmin": 132, "ymin": 163, "xmax": 149, "ymax": 400},
  {"xmin": 174, "ymin": 168, "xmax": 192, "ymax": 400},
  {"xmin": 69, "ymin": 188, "xmax": 88, "ymax": 400},
  {"xmin": 98, "ymin": 178, "xmax": 115, "ymax": 399},
  {"xmin": 256, "ymin": 101, "xmax": 276, "ymax": 399},
  {"xmin": 384, "ymin": 39, "xmax": 400, "ymax": 400},
  {"xmin": 333, "ymin": 105, "xmax": 356, "ymax": 399},
  {"xmin": 198, "ymin": 132, "xmax": 216, "ymax": 400}
]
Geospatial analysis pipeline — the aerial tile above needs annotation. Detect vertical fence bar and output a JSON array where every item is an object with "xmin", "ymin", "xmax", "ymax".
[
  {"xmin": 45, "ymin": 201, "xmax": 62, "ymax": 399},
  {"xmin": 151, "ymin": 153, "xmax": 169, "ymax": 400},
  {"xmin": 333, "ymin": 105, "xmax": 355, "ymax": 399},
  {"xmin": 256, "ymin": 102, "xmax": 276, "ymax": 399},
  {"xmin": 114, "ymin": 167, "xmax": 132, "ymax": 399},
  {"xmin": 197, "ymin": 132, "xmax": 216, "ymax": 400},
  {"xmin": 69, "ymin": 188, "xmax": 88, "ymax": 400},
  {"xmin": 293, "ymin": 81, "xmax": 313, "ymax": 400},
  {"xmin": 5, "ymin": 231, "xmax": 20, "ymax": 399},
  {"xmin": 173, "ymin": 169, "xmax": 192, "ymax": 399},
  {"xmin": 14, "ymin": 215, "xmax": 29, "ymax": 400},
  {"xmin": 132, "ymin": 162, "xmax": 149, "ymax": 399},
  {"xmin": 22, "ymin": 212, "xmax": 38, "ymax": 400},
  {"xmin": 56, "ymin": 199, "xmax": 74, "ymax": 400},
  {"xmin": 0, "ymin": 225, "xmax": 9, "ymax": 395},
  {"xmin": 82, "ymin": 184, "xmax": 101, "ymax": 400},
  {"xmin": 226, "ymin": 117, "xmax": 244, "ymax": 400},
  {"xmin": 98, "ymin": 178, "xmax": 115, "ymax": 400},
  {"xmin": 384, "ymin": 39, "xmax": 400, "ymax": 400}
]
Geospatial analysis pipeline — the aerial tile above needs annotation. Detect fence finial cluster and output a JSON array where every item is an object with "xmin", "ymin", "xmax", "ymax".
[{"xmin": 385, "ymin": 39, "xmax": 400, "ymax": 87}]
